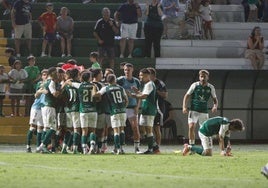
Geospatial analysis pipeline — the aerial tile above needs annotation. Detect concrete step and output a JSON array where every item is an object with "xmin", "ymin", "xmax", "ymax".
[{"xmin": 0, "ymin": 29, "xmax": 4, "ymax": 38}]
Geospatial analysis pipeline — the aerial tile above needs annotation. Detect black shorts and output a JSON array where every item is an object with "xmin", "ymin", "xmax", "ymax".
[{"xmin": 153, "ymin": 112, "xmax": 164, "ymax": 127}]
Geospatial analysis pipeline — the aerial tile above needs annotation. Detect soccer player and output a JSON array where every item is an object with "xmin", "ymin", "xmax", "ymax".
[
  {"xmin": 117, "ymin": 63, "xmax": 142, "ymax": 153},
  {"xmin": 182, "ymin": 116, "xmax": 244, "ymax": 156},
  {"xmin": 36, "ymin": 67, "xmax": 60, "ymax": 153},
  {"xmin": 96, "ymin": 74, "xmax": 128, "ymax": 154},
  {"xmin": 147, "ymin": 67, "xmax": 168, "ymax": 153},
  {"xmin": 182, "ymin": 69, "xmax": 218, "ymax": 146},
  {"xmin": 65, "ymin": 71, "xmax": 98, "ymax": 154},
  {"xmin": 26, "ymin": 69, "xmax": 48, "ymax": 153},
  {"xmin": 61, "ymin": 68, "xmax": 81, "ymax": 154},
  {"xmin": 131, "ymin": 68, "xmax": 157, "ymax": 154}
]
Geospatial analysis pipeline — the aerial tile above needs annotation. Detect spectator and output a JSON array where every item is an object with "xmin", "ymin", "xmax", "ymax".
[
  {"xmin": 114, "ymin": 0, "xmax": 142, "ymax": 58},
  {"xmin": 161, "ymin": 0, "xmax": 186, "ymax": 39},
  {"xmin": 247, "ymin": 0, "xmax": 258, "ymax": 21},
  {"xmin": 185, "ymin": 0, "xmax": 202, "ymax": 39},
  {"xmin": 256, "ymin": 0, "xmax": 264, "ymax": 21},
  {"xmin": 199, "ymin": 0, "xmax": 213, "ymax": 40},
  {"xmin": 263, "ymin": 0, "xmax": 268, "ymax": 22},
  {"xmin": 2, "ymin": 0, "xmax": 15, "ymax": 15},
  {"xmin": 11, "ymin": 0, "xmax": 32, "ymax": 57},
  {"xmin": 5, "ymin": 47, "xmax": 17, "ymax": 67},
  {"xmin": 24, "ymin": 55, "xmax": 41, "ymax": 116},
  {"xmin": 0, "ymin": 65, "xmax": 9, "ymax": 117},
  {"xmin": 56, "ymin": 7, "xmax": 74, "ymax": 58},
  {"xmin": 241, "ymin": 0, "xmax": 250, "ymax": 22},
  {"xmin": 162, "ymin": 100, "xmax": 178, "ymax": 140},
  {"xmin": 38, "ymin": 3, "xmax": 57, "ymax": 57},
  {"xmin": 144, "ymin": 0, "xmax": 163, "ymax": 58},
  {"xmin": 89, "ymin": 51, "xmax": 101, "ymax": 69},
  {"xmin": 8, "ymin": 60, "xmax": 28, "ymax": 117},
  {"xmin": 93, "ymin": 7, "xmax": 119, "ymax": 69},
  {"xmin": 245, "ymin": 26, "xmax": 265, "ymax": 70}
]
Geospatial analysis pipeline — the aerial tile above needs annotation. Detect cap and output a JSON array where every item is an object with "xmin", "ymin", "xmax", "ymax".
[
  {"xmin": 46, "ymin": 2, "xmax": 53, "ymax": 6},
  {"xmin": 27, "ymin": 55, "xmax": 35, "ymax": 60}
]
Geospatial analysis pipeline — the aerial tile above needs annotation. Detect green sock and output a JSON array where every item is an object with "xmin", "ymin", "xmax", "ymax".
[
  {"xmin": 67, "ymin": 132, "xmax": 73, "ymax": 147},
  {"xmin": 89, "ymin": 132, "xmax": 96, "ymax": 144},
  {"xmin": 81, "ymin": 135, "xmax": 87, "ymax": 145},
  {"xmin": 26, "ymin": 130, "xmax": 33, "ymax": 146},
  {"xmin": 43, "ymin": 129, "xmax": 56, "ymax": 146},
  {"xmin": 147, "ymin": 136, "xmax": 154, "ymax": 150},
  {"xmin": 73, "ymin": 132, "xmax": 81, "ymax": 146},
  {"xmin": 36, "ymin": 131, "xmax": 42, "ymax": 147},
  {"xmin": 191, "ymin": 145, "xmax": 204, "ymax": 155},
  {"xmin": 120, "ymin": 132, "xmax": 125, "ymax": 146},
  {"xmin": 114, "ymin": 134, "xmax": 120, "ymax": 149},
  {"xmin": 41, "ymin": 131, "xmax": 47, "ymax": 142},
  {"xmin": 63, "ymin": 131, "xmax": 71, "ymax": 145}
]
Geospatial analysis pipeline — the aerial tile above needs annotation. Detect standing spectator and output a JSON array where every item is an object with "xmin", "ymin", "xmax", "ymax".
[
  {"xmin": 114, "ymin": 0, "xmax": 142, "ymax": 58},
  {"xmin": 182, "ymin": 69, "xmax": 218, "ymax": 146},
  {"xmin": 93, "ymin": 7, "xmax": 118, "ymax": 69},
  {"xmin": 117, "ymin": 63, "xmax": 142, "ymax": 153},
  {"xmin": 245, "ymin": 26, "xmax": 265, "ymax": 70},
  {"xmin": 0, "ymin": 65, "xmax": 9, "ymax": 117},
  {"xmin": 148, "ymin": 67, "xmax": 167, "ymax": 151},
  {"xmin": 199, "ymin": 0, "xmax": 213, "ymax": 40},
  {"xmin": 241, "ymin": 0, "xmax": 250, "ymax": 22},
  {"xmin": 185, "ymin": 0, "xmax": 202, "ymax": 39},
  {"xmin": 5, "ymin": 47, "xmax": 17, "ymax": 67},
  {"xmin": 263, "ymin": 0, "xmax": 268, "ymax": 22},
  {"xmin": 144, "ymin": 0, "xmax": 163, "ymax": 58},
  {"xmin": 56, "ymin": 7, "xmax": 74, "ymax": 58},
  {"xmin": 38, "ymin": 3, "xmax": 57, "ymax": 57},
  {"xmin": 11, "ymin": 0, "xmax": 32, "ymax": 57},
  {"xmin": 247, "ymin": 0, "xmax": 258, "ymax": 22},
  {"xmin": 2, "ymin": 0, "xmax": 15, "ymax": 16},
  {"xmin": 161, "ymin": 0, "xmax": 186, "ymax": 39},
  {"xmin": 8, "ymin": 60, "xmax": 28, "ymax": 117},
  {"xmin": 24, "ymin": 55, "xmax": 41, "ymax": 116}
]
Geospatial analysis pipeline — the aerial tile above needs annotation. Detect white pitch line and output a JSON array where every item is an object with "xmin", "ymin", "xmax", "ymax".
[{"xmin": 0, "ymin": 162, "xmax": 257, "ymax": 182}]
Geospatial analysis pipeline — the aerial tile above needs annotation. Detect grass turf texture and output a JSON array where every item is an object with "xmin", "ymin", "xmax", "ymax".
[{"xmin": 0, "ymin": 151, "xmax": 267, "ymax": 188}]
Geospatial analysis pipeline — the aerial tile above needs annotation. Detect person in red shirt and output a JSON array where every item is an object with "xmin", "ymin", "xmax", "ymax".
[{"xmin": 38, "ymin": 3, "xmax": 57, "ymax": 57}]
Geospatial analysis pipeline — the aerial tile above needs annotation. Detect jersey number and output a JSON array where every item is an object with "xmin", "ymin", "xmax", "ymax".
[
  {"xmin": 111, "ymin": 91, "xmax": 123, "ymax": 104},
  {"xmin": 82, "ymin": 89, "xmax": 92, "ymax": 102}
]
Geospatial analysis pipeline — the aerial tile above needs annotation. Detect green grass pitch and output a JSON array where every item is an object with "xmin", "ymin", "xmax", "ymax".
[{"xmin": 0, "ymin": 146, "xmax": 267, "ymax": 188}]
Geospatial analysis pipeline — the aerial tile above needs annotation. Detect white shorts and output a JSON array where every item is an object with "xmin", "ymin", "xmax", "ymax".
[
  {"xmin": 110, "ymin": 113, "xmax": 127, "ymax": 128},
  {"xmin": 120, "ymin": 23, "xmax": 137, "ymax": 39},
  {"xmin": 126, "ymin": 108, "xmax": 138, "ymax": 119},
  {"xmin": 139, "ymin": 115, "xmax": 155, "ymax": 127},
  {"xmin": 105, "ymin": 114, "xmax": 112, "ymax": 128},
  {"xmin": 80, "ymin": 112, "xmax": 97, "ymax": 128},
  {"xmin": 29, "ymin": 108, "xmax": 43, "ymax": 127},
  {"xmin": 41, "ymin": 106, "xmax": 57, "ymax": 129},
  {"xmin": 15, "ymin": 23, "xmax": 32, "ymax": 39},
  {"xmin": 66, "ymin": 112, "xmax": 81, "ymax": 128},
  {"xmin": 188, "ymin": 111, "xmax": 209, "ymax": 126},
  {"xmin": 198, "ymin": 131, "xmax": 213, "ymax": 150}
]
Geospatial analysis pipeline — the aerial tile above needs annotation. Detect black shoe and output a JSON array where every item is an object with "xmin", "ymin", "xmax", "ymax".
[
  {"xmin": 26, "ymin": 147, "xmax": 32, "ymax": 153},
  {"xmin": 143, "ymin": 150, "xmax": 153, "ymax": 154}
]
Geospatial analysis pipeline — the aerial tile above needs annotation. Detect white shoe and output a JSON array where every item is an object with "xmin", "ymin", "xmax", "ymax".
[
  {"xmin": 67, "ymin": 54, "xmax": 72, "ymax": 57},
  {"xmin": 41, "ymin": 52, "xmax": 47, "ymax": 57},
  {"xmin": 127, "ymin": 54, "xmax": 132, "ymax": 58},
  {"xmin": 119, "ymin": 54, "xmax": 124, "ymax": 58},
  {"xmin": 135, "ymin": 148, "xmax": 143, "ymax": 154},
  {"xmin": 16, "ymin": 54, "xmax": 21, "ymax": 58},
  {"xmin": 61, "ymin": 54, "xmax": 66, "ymax": 58}
]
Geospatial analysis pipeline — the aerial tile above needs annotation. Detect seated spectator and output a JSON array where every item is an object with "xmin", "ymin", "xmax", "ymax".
[
  {"xmin": 56, "ymin": 7, "xmax": 74, "ymax": 58},
  {"xmin": 161, "ymin": 0, "xmax": 186, "ymax": 39},
  {"xmin": 245, "ymin": 26, "xmax": 265, "ymax": 70},
  {"xmin": 8, "ymin": 60, "xmax": 28, "ymax": 117},
  {"xmin": 199, "ymin": 0, "xmax": 213, "ymax": 40},
  {"xmin": 38, "ymin": 3, "xmax": 57, "ymax": 57},
  {"xmin": 162, "ymin": 100, "xmax": 178, "ymax": 140},
  {"xmin": 0, "ymin": 65, "xmax": 9, "ymax": 117},
  {"xmin": 5, "ymin": 47, "xmax": 16, "ymax": 67}
]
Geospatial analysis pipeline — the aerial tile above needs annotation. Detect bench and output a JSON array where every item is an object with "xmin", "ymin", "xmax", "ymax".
[{"xmin": 156, "ymin": 58, "xmax": 268, "ymax": 70}]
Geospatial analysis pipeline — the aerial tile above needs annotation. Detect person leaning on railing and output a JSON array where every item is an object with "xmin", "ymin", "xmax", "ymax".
[{"xmin": 0, "ymin": 65, "xmax": 10, "ymax": 117}]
